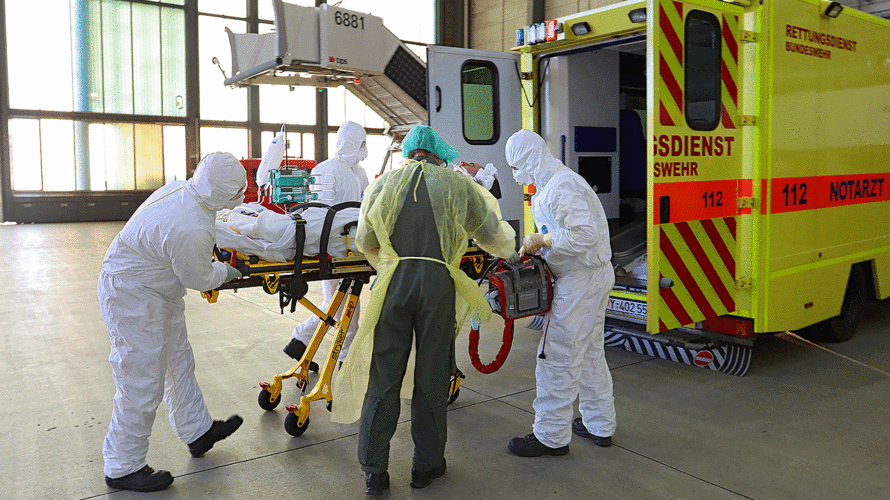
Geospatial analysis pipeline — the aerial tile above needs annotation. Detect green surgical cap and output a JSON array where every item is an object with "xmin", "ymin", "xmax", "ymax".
[{"xmin": 402, "ymin": 125, "xmax": 459, "ymax": 164}]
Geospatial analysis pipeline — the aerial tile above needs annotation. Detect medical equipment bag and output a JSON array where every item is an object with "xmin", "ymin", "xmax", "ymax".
[{"xmin": 487, "ymin": 256, "xmax": 553, "ymax": 320}]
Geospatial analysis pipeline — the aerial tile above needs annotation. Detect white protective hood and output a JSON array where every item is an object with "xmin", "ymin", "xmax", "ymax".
[
  {"xmin": 187, "ymin": 152, "xmax": 247, "ymax": 211},
  {"xmin": 334, "ymin": 121, "xmax": 368, "ymax": 167},
  {"xmin": 505, "ymin": 129, "xmax": 563, "ymax": 188}
]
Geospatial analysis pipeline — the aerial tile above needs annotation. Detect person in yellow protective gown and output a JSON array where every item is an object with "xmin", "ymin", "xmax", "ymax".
[{"xmin": 332, "ymin": 126, "xmax": 517, "ymax": 495}]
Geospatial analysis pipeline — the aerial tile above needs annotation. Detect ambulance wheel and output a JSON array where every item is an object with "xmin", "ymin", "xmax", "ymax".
[
  {"xmin": 448, "ymin": 388, "xmax": 460, "ymax": 405},
  {"xmin": 258, "ymin": 388, "xmax": 281, "ymax": 411},
  {"xmin": 799, "ymin": 266, "xmax": 867, "ymax": 343},
  {"xmin": 284, "ymin": 412, "xmax": 309, "ymax": 437},
  {"xmin": 826, "ymin": 265, "xmax": 867, "ymax": 342}
]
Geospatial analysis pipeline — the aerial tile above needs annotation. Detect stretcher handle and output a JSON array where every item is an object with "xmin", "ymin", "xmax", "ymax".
[
  {"xmin": 341, "ymin": 221, "xmax": 357, "ymax": 236},
  {"xmin": 287, "ymin": 202, "xmax": 335, "ymax": 212},
  {"xmin": 319, "ymin": 202, "xmax": 362, "ymax": 278}
]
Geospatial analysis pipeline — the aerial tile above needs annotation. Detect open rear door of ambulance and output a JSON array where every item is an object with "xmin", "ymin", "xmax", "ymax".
[
  {"xmin": 649, "ymin": 0, "xmax": 752, "ymax": 340},
  {"xmin": 427, "ymin": 46, "xmax": 523, "ymax": 238}
]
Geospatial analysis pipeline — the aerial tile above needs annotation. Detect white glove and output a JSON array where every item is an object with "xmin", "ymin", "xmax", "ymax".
[
  {"xmin": 520, "ymin": 233, "xmax": 552, "ymax": 256},
  {"xmin": 474, "ymin": 163, "xmax": 498, "ymax": 191},
  {"xmin": 224, "ymin": 265, "xmax": 242, "ymax": 283}
]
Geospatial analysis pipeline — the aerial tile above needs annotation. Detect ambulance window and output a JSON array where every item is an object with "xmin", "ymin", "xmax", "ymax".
[
  {"xmin": 684, "ymin": 11, "xmax": 721, "ymax": 131},
  {"xmin": 461, "ymin": 61, "xmax": 500, "ymax": 144}
]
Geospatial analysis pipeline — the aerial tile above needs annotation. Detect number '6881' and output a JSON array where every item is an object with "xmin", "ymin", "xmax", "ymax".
[{"xmin": 334, "ymin": 11, "xmax": 365, "ymax": 29}]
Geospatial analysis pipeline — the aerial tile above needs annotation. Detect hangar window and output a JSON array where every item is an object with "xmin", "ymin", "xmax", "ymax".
[{"xmin": 684, "ymin": 10, "xmax": 722, "ymax": 131}]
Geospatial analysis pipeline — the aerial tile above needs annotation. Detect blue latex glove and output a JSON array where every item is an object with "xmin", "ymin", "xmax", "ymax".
[
  {"xmin": 485, "ymin": 288, "xmax": 501, "ymax": 314},
  {"xmin": 224, "ymin": 265, "xmax": 242, "ymax": 282},
  {"xmin": 506, "ymin": 251, "xmax": 520, "ymax": 265},
  {"xmin": 471, "ymin": 318, "xmax": 481, "ymax": 331}
]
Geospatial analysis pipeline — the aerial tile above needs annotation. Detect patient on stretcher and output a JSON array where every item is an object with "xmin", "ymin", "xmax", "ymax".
[{"xmin": 215, "ymin": 203, "xmax": 359, "ymax": 262}]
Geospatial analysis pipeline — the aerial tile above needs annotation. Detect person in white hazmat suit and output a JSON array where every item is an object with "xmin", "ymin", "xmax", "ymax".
[
  {"xmin": 330, "ymin": 125, "xmax": 518, "ymax": 495},
  {"xmin": 97, "ymin": 152, "xmax": 248, "ymax": 492},
  {"xmin": 504, "ymin": 129, "xmax": 617, "ymax": 457},
  {"xmin": 283, "ymin": 121, "xmax": 370, "ymax": 368}
]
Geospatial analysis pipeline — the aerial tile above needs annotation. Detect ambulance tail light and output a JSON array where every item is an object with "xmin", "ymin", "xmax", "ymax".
[{"xmin": 701, "ymin": 316, "xmax": 755, "ymax": 339}]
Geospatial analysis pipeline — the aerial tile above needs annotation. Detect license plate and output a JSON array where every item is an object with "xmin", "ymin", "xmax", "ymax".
[{"xmin": 607, "ymin": 297, "xmax": 647, "ymax": 320}]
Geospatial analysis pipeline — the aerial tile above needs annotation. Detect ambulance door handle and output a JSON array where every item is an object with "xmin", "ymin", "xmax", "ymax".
[
  {"xmin": 435, "ymin": 86, "xmax": 442, "ymax": 112},
  {"xmin": 659, "ymin": 196, "xmax": 670, "ymax": 224}
]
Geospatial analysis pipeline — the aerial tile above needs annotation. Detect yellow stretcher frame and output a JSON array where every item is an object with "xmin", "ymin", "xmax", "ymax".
[
  {"xmin": 262, "ymin": 275, "xmax": 365, "ymax": 437},
  {"xmin": 205, "ymin": 223, "xmax": 488, "ymax": 437},
  {"xmin": 226, "ymin": 246, "xmax": 485, "ymax": 437}
]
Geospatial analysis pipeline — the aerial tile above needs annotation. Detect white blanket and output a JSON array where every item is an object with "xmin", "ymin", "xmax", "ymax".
[{"xmin": 215, "ymin": 203, "xmax": 359, "ymax": 262}]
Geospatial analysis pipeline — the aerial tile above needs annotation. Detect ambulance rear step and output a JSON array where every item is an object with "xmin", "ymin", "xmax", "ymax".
[{"xmin": 604, "ymin": 318, "xmax": 753, "ymax": 376}]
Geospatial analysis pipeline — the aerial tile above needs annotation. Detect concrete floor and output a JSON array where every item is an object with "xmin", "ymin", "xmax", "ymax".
[{"xmin": 2, "ymin": 221, "xmax": 889, "ymax": 500}]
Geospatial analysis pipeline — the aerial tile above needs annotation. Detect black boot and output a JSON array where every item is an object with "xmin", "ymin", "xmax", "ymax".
[
  {"xmin": 410, "ymin": 459, "xmax": 446, "ymax": 488},
  {"xmin": 508, "ymin": 433, "xmax": 569, "ymax": 457},
  {"xmin": 572, "ymin": 417, "xmax": 612, "ymax": 447},
  {"xmin": 188, "ymin": 415, "xmax": 243, "ymax": 457},
  {"xmin": 365, "ymin": 471, "xmax": 390, "ymax": 495},
  {"xmin": 283, "ymin": 338, "xmax": 319, "ymax": 372},
  {"xmin": 105, "ymin": 465, "xmax": 173, "ymax": 492}
]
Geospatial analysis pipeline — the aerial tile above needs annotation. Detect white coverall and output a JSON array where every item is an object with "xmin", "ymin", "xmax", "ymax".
[
  {"xmin": 290, "ymin": 122, "xmax": 369, "ymax": 361},
  {"xmin": 97, "ymin": 152, "xmax": 247, "ymax": 478},
  {"xmin": 506, "ymin": 130, "xmax": 617, "ymax": 448}
]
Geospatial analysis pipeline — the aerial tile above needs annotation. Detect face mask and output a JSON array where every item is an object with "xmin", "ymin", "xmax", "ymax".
[
  {"xmin": 512, "ymin": 168, "xmax": 533, "ymax": 186},
  {"xmin": 224, "ymin": 184, "xmax": 246, "ymax": 210},
  {"xmin": 223, "ymin": 194, "xmax": 245, "ymax": 210}
]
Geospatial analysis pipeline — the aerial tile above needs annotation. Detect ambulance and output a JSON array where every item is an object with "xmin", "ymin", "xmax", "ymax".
[{"xmin": 426, "ymin": 0, "xmax": 890, "ymax": 375}]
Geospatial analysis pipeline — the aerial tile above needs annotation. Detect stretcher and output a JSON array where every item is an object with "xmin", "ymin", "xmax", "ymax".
[{"xmin": 203, "ymin": 201, "xmax": 489, "ymax": 437}]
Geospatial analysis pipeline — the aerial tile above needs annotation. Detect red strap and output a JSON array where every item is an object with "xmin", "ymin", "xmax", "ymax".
[{"xmin": 468, "ymin": 319, "xmax": 514, "ymax": 374}]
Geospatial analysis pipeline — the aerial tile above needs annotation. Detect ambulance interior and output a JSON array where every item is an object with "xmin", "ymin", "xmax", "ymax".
[{"xmin": 540, "ymin": 37, "xmax": 649, "ymax": 300}]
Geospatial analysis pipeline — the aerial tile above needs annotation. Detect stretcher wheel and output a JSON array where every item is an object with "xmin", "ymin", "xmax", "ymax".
[
  {"xmin": 263, "ymin": 275, "xmax": 280, "ymax": 294},
  {"xmin": 284, "ymin": 412, "xmax": 310, "ymax": 437},
  {"xmin": 258, "ymin": 388, "xmax": 281, "ymax": 411}
]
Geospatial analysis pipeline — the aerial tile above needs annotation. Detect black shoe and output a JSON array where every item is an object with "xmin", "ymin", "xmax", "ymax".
[
  {"xmin": 188, "ymin": 415, "xmax": 244, "ymax": 457},
  {"xmin": 410, "ymin": 459, "xmax": 446, "ymax": 489},
  {"xmin": 508, "ymin": 433, "xmax": 569, "ymax": 457},
  {"xmin": 572, "ymin": 417, "xmax": 612, "ymax": 447},
  {"xmin": 105, "ymin": 465, "xmax": 173, "ymax": 492},
  {"xmin": 283, "ymin": 338, "xmax": 319, "ymax": 372},
  {"xmin": 365, "ymin": 471, "xmax": 390, "ymax": 495}
]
